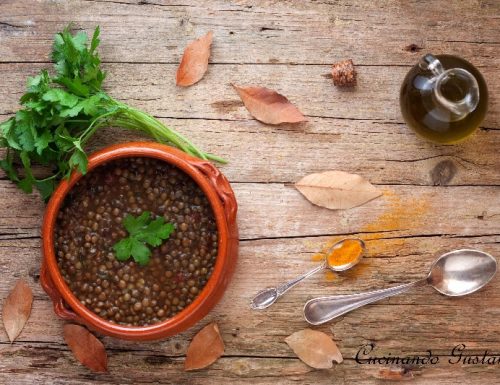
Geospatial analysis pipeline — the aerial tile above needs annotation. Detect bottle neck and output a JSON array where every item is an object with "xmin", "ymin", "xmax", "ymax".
[{"xmin": 419, "ymin": 54, "xmax": 479, "ymax": 119}]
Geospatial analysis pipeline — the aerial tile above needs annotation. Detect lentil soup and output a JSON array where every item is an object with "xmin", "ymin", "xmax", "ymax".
[{"xmin": 55, "ymin": 157, "xmax": 218, "ymax": 327}]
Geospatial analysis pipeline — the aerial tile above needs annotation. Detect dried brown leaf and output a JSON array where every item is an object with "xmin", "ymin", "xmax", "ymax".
[
  {"xmin": 373, "ymin": 366, "xmax": 415, "ymax": 381},
  {"xmin": 63, "ymin": 324, "xmax": 108, "ymax": 372},
  {"xmin": 295, "ymin": 170, "xmax": 382, "ymax": 210},
  {"xmin": 176, "ymin": 31, "xmax": 213, "ymax": 87},
  {"xmin": 232, "ymin": 85, "xmax": 306, "ymax": 125},
  {"xmin": 285, "ymin": 329, "xmax": 343, "ymax": 369},
  {"xmin": 2, "ymin": 279, "xmax": 33, "ymax": 342},
  {"xmin": 185, "ymin": 322, "xmax": 224, "ymax": 371}
]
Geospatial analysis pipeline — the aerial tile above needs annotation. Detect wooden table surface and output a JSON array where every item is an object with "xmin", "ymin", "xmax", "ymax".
[{"xmin": 0, "ymin": 1, "xmax": 499, "ymax": 384}]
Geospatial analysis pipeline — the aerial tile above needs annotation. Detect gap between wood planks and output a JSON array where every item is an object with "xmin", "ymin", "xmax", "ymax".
[
  {"xmin": 0, "ymin": 111, "xmax": 497, "ymax": 132},
  {"xmin": 79, "ymin": 0, "xmax": 201, "ymax": 8},
  {"xmin": 0, "ymin": 168, "xmax": 500, "ymax": 186},
  {"xmin": 0, "ymin": 60, "xmax": 497, "ymax": 68},
  {"xmin": 0, "ymin": 174, "xmax": 497, "ymax": 187},
  {"xmin": 0, "ymin": 111, "xmax": 411, "ymax": 124},
  {"xmin": 0, "ymin": 231, "xmax": 497, "ymax": 243},
  {"xmin": 238, "ymin": 232, "xmax": 500, "ymax": 243},
  {"xmin": 2, "ymin": 339, "xmax": 499, "ymax": 360}
]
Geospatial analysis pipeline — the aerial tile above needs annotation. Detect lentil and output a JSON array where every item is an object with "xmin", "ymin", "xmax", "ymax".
[{"xmin": 55, "ymin": 157, "xmax": 218, "ymax": 326}]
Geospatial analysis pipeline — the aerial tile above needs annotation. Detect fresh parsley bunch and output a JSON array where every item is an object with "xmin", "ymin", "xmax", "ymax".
[
  {"xmin": 113, "ymin": 211, "xmax": 175, "ymax": 265},
  {"xmin": 0, "ymin": 25, "xmax": 224, "ymax": 200}
]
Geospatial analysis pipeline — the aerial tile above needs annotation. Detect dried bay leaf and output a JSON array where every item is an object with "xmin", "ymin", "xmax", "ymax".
[
  {"xmin": 64, "ymin": 324, "xmax": 108, "ymax": 372},
  {"xmin": 176, "ymin": 31, "xmax": 213, "ymax": 87},
  {"xmin": 2, "ymin": 279, "xmax": 33, "ymax": 342},
  {"xmin": 185, "ymin": 322, "xmax": 224, "ymax": 371},
  {"xmin": 285, "ymin": 329, "xmax": 343, "ymax": 369},
  {"xmin": 295, "ymin": 171, "xmax": 381, "ymax": 210},
  {"xmin": 232, "ymin": 85, "xmax": 306, "ymax": 125}
]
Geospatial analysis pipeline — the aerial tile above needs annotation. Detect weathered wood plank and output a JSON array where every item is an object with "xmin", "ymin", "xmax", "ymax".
[
  {"xmin": 91, "ymin": 122, "xmax": 500, "ymax": 187},
  {"xmin": 2, "ymin": 346, "xmax": 500, "ymax": 385},
  {"xmin": 1, "ymin": 62, "xmax": 498, "ymax": 126},
  {"xmin": 1, "ymin": 122, "xmax": 498, "ymax": 187},
  {"xmin": 0, "ymin": 0, "xmax": 498, "ymax": 66},
  {"xmin": 0, "ymin": 117, "xmax": 499, "ymax": 187},
  {"xmin": 0, "ymin": 181, "xmax": 497, "ymax": 240},
  {"xmin": 3, "ymin": 343, "xmax": 500, "ymax": 385},
  {"xmin": 234, "ymin": 184, "xmax": 499, "ymax": 239}
]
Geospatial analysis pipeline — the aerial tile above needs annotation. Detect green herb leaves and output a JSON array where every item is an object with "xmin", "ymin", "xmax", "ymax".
[
  {"xmin": 0, "ymin": 25, "xmax": 224, "ymax": 201},
  {"xmin": 122, "ymin": 212, "xmax": 175, "ymax": 246},
  {"xmin": 0, "ymin": 26, "xmax": 107, "ymax": 199},
  {"xmin": 52, "ymin": 26, "xmax": 105, "ymax": 95},
  {"xmin": 113, "ymin": 211, "xmax": 175, "ymax": 265}
]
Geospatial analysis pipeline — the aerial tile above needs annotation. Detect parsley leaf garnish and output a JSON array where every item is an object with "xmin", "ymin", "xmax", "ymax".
[
  {"xmin": 113, "ymin": 211, "xmax": 175, "ymax": 265},
  {"xmin": 0, "ymin": 25, "xmax": 225, "ymax": 201}
]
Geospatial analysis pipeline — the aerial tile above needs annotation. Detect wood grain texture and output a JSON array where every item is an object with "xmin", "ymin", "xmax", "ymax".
[
  {"xmin": 0, "ymin": 0, "xmax": 498, "ymax": 66},
  {"xmin": 0, "ymin": 0, "xmax": 499, "ymax": 383},
  {"xmin": 1, "ymin": 62, "xmax": 499, "ymax": 126}
]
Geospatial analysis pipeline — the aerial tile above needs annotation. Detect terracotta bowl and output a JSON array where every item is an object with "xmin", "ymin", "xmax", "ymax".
[{"xmin": 40, "ymin": 142, "xmax": 238, "ymax": 341}]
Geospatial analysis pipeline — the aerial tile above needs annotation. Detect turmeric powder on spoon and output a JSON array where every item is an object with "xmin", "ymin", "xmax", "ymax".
[{"xmin": 325, "ymin": 239, "xmax": 365, "ymax": 270}]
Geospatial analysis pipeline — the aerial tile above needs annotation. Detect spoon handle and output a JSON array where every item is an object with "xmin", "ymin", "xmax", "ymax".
[
  {"xmin": 276, "ymin": 263, "xmax": 326, "ymax": 296},
  {"xmin": 250, "ymin": 263, "xmax": 326, "ymax": 310},
  {"xmin": 303, "ymin": 279, "xmax": 427, "ymax": 325}
]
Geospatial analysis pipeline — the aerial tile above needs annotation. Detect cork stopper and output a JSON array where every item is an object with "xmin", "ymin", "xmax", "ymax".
[{"xmin": 331, "ymin": 59, "xmax": 357, "ymax": 87}]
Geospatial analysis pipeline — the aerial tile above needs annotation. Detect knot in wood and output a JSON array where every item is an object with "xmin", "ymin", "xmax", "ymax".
[{"xmin": 430, "ymin": 160, "xmax": 457, "ymax": 185}]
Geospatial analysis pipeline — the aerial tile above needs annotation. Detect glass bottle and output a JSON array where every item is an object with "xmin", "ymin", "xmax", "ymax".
[{"xmin": 400, "ymin": 54, "xmax": 488, "ymax": 144}]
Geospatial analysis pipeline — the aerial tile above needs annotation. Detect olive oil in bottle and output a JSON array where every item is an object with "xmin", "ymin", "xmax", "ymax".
[{"xmin": 400, "ymin": 54, "xmax": 488, "ymax": 144}]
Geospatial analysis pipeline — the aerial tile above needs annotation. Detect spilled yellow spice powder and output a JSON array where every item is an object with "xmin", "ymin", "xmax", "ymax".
[
  {"xmin": 325, "ymin": 270, "xmax": 336, "ymax": 281},
  {"xmin": 310, "ymin": 189, "xmax": 430, "ymax": 281},
  {"xmin": 360, "ymin": 190, "xmax": 429, "ymax": 256},
  {"xmin": 362, "ymin": 190, "xmax": 429, "ymax": 238},
  {"xmin": 311, "ymin": 252, "xmax": 324, "ymax": 263}
]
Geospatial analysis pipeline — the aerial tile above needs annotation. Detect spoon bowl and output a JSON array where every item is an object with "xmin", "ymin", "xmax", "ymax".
[
  {"xmin": 428, "ymin": 249, "xmax": 497, "ymax": 296},
  {"xmin": 325, "ymin": 238, "xmax": 366, "ymax": 272}
]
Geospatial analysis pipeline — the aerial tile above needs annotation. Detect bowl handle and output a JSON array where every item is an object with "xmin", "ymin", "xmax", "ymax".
[
  {"xmin": 40, "ymin": 261, "xmax": 84, "ymax": 323},
  {"xmin": 190, "ymin": 161, "xmax": 237, "ymax": 225}
]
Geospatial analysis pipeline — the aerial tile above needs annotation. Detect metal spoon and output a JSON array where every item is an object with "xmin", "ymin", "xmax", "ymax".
[
  {"xmin": 250, "ymin": 238, "xmax": 366, "ymax": 310},
  {"xmin": 303, "ymin": 249, "xmax": 497, "ymax": 325}
]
